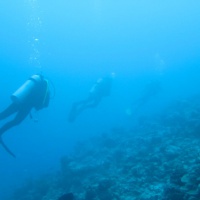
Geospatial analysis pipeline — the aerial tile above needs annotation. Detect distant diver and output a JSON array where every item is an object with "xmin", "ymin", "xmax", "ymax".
[
  {"xmin": 0, "ymin": 74, "xmax": 50, "ymax": 157},
  {"xmin": 126, "ymin": 80, "xmax": 162, "ymax": 116},
  {"xmin": 68, "ymin": 73, "xmax": 115, "ymax": 122},
  {"xmin": 58, "ymin": 193, "xmax": 74, "ymax": 200},
  {"xmin": 135, "ymin": 80, "xmax": 161, "ymax": 107}
]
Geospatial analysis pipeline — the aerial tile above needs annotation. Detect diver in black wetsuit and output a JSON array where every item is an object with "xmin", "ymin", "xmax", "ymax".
[
  {"xmin": 68, "ymin": 73, "xmax": 115, "ymax": 122},
  {"xmin": 0, "ymin": 74, "xmax": 50, "ymax": 157}
]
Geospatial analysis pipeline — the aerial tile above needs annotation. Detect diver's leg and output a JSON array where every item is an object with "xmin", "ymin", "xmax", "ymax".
[
  {"xmin": 68, "ymin": 97, "xmax": 92, "ymax": 122},
  {"xmin": 76, "ymin": 100, "xmax": 93, "ymax": 113},
  {"xmin": 71, "ymin": 99, "xmax": 100, "ymax": 120},
  {"xmin": 76, "ymin": 95, "xmax": 95, "ymax": 111},
  {"xmin": 0, "ymin": 103, "xmax": 19, "ymax": 120},
  {"xmin": 68, "ymin": 100, "xmax": 86, "ymax": 122},
  {"xmin": 0, "ymin": 106, "xmax": 31, "ymax": 157},
  {"xmin": 73, "ymin": 97, "xmax": 92, "ymax": 109},
  {"xmin": 0, "ymin": 106, "xmax": 31, "ymax": 136},
  {"xmin": 84, "ymin": 98, "xmax": 101, "ymax": 109}
]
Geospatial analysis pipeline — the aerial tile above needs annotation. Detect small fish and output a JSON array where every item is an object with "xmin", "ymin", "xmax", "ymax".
[{"xmin": 58, "ymin": 193, "xmax": 74, "ymax": 200}]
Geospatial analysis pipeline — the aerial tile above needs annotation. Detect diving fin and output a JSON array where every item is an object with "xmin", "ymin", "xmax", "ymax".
[{"xmin": 0, "ymin": 137, "xmax": 16, "ymax": 158}]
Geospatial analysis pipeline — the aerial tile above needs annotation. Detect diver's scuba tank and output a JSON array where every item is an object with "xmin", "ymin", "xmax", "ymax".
[{"xmin": 11, "ymin": 74, "xmax": 42, "ymax": 104}]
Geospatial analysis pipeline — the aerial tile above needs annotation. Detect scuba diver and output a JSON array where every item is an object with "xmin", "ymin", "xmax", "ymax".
[
  {"xmin": 134, "ymin": 80, "xmax": 162, "ymax": 109},
  {"xmin": 68, "ymin": 73, "xmax": 115, "ymax": 122},
  {"xmin": 0, "ymin": 74, "xmax": 50, "ymax": 157},
  {"xmin": 126, "ymin": 80, "xmax": 162, "ymax": 116}
]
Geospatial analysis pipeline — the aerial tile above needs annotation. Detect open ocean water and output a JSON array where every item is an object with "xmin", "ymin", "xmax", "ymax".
[{"xmin": 0, "ymin": 1, "xmax": 200, "ymax": 199}]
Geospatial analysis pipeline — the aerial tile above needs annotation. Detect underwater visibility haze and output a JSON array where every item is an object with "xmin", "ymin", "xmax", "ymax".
[{"xmin": 1, "ymin": 0, "xmax": 200, "ymax": 199}]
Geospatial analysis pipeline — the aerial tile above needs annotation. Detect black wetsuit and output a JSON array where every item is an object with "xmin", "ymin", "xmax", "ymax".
[{"xmin": 68, "ymin": 76, "xmax": 112, "ymax": 122}]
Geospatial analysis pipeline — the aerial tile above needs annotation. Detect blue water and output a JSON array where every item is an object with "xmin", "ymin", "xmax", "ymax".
[{"xmin": 0, "ymin": 1, "xmax": 200, "ymax": 199}]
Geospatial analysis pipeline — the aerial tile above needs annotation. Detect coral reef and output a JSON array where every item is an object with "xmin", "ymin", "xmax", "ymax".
[{"xmin": 9, "ymin": 95, "xmax": 200, "ymax": 200}]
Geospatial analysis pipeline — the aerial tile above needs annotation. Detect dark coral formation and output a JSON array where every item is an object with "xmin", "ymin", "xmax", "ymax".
[{"xmin": 9, "ymin": 95, "xmax": 200, "ymax": 200}]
